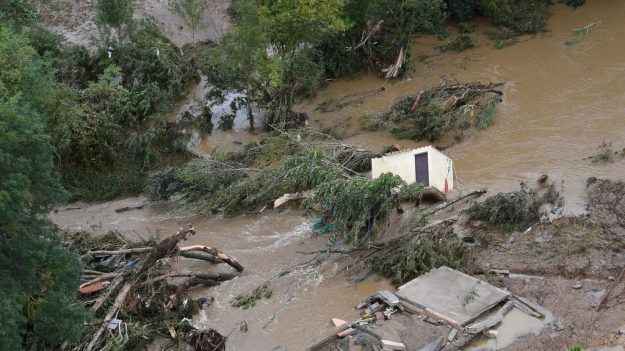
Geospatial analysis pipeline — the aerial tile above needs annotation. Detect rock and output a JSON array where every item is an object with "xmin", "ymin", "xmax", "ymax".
[
  {"xmin": 572, "ymin": 282, "xmax": 583, "ymax": 289},
  {"xmin": 555, "ymin": 318, "xmax": 565, "ymax": 331},
  {"xmin": 608, "ymin": 275, "xmax": 616, "ymax": 281},
  {"xmin": 618, "ymin": 324, "xmax": 625, "ymax": 335}
]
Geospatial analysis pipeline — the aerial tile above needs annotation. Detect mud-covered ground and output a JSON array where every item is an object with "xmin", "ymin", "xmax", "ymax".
[{"xmin": 318, "ymin": 179, "xmax": 625, "ymax": 351}]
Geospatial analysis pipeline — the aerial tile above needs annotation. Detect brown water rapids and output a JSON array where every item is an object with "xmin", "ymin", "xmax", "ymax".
[{"xmin": 51, "ymin": 1, "xmax": 625, "ymax": 350}]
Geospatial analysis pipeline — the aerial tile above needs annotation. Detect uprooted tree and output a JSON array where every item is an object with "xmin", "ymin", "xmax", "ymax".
[
  {"xmin": 362, "ymin": 80, "xmax": 505, "ymax": 141},
  {"xmin": 69, "ymin": 225, "xmax": 242, "ymax": 350}
]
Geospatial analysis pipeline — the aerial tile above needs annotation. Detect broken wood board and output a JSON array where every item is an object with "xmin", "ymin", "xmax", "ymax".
[{"xmin": 396, "ymin": 266, "xmax": 510, "ymax": 327}]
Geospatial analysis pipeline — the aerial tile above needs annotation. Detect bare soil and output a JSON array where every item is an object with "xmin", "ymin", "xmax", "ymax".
[{"xmin": 29, "ymin": 0, "xmax": 232, "ymax": 48}]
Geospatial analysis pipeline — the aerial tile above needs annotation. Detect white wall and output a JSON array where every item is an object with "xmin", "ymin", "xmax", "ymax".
[
  {"xmin": 426, "ymin": 147, "xmax": 454, "ymax": 193},
  {"xmin": 371, "ymin": 146, "xmax": 454, "ymax": 193}
]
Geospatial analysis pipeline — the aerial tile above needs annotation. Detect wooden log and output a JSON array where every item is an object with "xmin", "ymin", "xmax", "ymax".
[
  {"xmin": 167, "ymin": 277, "xmax": 220, "ymax": 309},
  {"xmin": 85, "ymin": 282, "xmax": 132, "ymax": 351},
  {"xmin": 137, "ymin": 224, "xmax": 196, "ymax": 274},
  {"xmin": 179, "ymin": 245, "xmax": 243, "ymax": 272},
  {"xmin": 91, "ymin": 273, "xmax": 125, "ymax": 312},
  {"xmin": 179, "ymin": 251, "xmax": 224, "ymax": 264},
  {"xmin": 79, "ymin": 272, "xmax": 119, "ymax": 289},
  {"xmin": 85, "ymin": 247, "xmax": 153, "ymax": 256}
]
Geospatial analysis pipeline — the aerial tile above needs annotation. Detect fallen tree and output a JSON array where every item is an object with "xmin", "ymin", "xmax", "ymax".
[
  {"xmin": 68, "ymin": 225, "xmax": 241, "ymax": 350},
  {"xmin": 362, "ymin": 80, "xmax": 505, "ymax": 141}
]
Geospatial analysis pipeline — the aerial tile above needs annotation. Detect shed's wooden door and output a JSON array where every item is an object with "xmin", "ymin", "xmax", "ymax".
[{"xmin": 415, "ymin": 153, "xmax": 429, "ymax": 186}]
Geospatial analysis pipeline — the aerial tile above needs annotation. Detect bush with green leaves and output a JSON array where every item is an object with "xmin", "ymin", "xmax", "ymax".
[
  {"xmin": 479, "ymin": 0, "xmax": 550, "ymax": 34},
  {"xmin": 398, "ymin": 182, "xmax": 425, "ymax": 202}
]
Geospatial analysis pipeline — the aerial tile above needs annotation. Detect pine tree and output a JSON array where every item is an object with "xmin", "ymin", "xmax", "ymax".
[{"xmin": 0, "ymin": 21, "xmax": 87, "ymax": 350}]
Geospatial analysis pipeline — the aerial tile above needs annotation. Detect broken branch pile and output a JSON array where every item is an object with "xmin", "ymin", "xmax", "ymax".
[
  {"xmin": 368, "ymin": 220, "xmax": 474, "ymax": 286},
  {"xmin": 68, "ymin": 225, "xmax": 242, "ymax": 350},
  {"xmin": 463, "ymin": 181, "xmax": 563, "ymax": 232},
  {"xmin": 146, "ymin": 130, "xmax": 383, "ymax": 215},
  {"xmin": 362, "ymin": 80, "xmax": 505, "ymax": 141}
]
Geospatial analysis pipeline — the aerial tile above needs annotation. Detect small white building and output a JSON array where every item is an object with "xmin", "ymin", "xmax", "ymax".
[{"xmin": 371, "ymin": 146, "xmax": 454, "ymax": 194}]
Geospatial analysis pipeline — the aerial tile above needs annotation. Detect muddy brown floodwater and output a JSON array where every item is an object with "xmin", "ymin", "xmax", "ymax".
[
  {"xmin": 51, "ymin": 198, "xmax": 392, "ymax": 350},
  {"xmin": 51, "ymin": 1, "xmax": 625, "ymax": 350}
]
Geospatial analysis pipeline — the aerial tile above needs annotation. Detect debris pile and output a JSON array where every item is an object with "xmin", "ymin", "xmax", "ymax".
[
  {"xmin": 463, "ymin": 181, "xmax": 563, "ymax": 232},
  {"xmin": 362, "ymin": 80, "xmax": 504, "ymax": 141},
  {"xmin": 66, "ymin": 225, "xmax": 242, "ymax": 350},
  {"xmin": 310, "ymin": 267, "xmax": 550, "ymax": 351}
]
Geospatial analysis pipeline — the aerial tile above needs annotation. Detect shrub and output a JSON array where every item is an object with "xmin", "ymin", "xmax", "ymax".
[
  {"xmin": 463, "ymin": 182, "xmax": 563, "ymax": 232},
  {"xmin": 479, "ymin": 0, "xmax": 550, "ymax": 34},
  {"xmin": 439, "ymin": 34, "xmax": 475, "ymax": 52}
]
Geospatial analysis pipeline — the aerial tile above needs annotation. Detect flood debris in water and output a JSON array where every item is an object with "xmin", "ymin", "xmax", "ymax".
[
  {"xmin": 361, "ymin": 80, "xmax": 505, "ymax": 142},
  {"xmin": 308, "ymin": 267, "xmax": 550, "ymax": 351},
  {"xmin": 65, "ymin": 225, "xmax": 240, "ymax": 350}
]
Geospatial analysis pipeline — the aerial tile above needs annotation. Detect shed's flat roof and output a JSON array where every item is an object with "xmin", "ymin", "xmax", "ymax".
[{"xmin": 396, "ymin": 266, "xmax": 510, "ymax": 326}]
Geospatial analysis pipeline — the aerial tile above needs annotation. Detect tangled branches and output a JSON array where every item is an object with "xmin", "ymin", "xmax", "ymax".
[
  {"xmin": 368, "ymin": 221, "xmax": 473, "ymax": 286},
  {"xmin": 463, "ymin": 182, "xmax": 563, "ymax": 232},
  {"xmin": 363, "ymin": 80, "xmax": 504, "ymax": 141}
]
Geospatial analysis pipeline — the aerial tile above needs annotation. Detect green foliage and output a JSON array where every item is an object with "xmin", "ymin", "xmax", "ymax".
[
  {"xmin": 476, "ymin": 95, "xmax": 498, "ymax": 129},
  {"xmin": 48, "ymin": 21, "xmax": 197, "ymax": 200},
  {"xmin": 446, "ymin": 0, "xmax": 476, "ymax": 20},
  {"xmin": 202, "ymin": 0, "xmax": 345, "ymax": 127},
  {"xmin": 371, "ymin": 80, "xmax": 503, "ymax": 141},
  {"xmin": 96, "ymin": 0, "xmax": 133, "ymax": 42},
  {"xmin": 479, "ymin": 0, "xmax": 549, "ymax": 34},
  {"xmin": 439, "ymin": 33, "xmax": 475, "ymax": 52},
  {"xmin": 569, "ymin": 345, "xmax": 583, "ymax": 351},
  {"xmin": 589, "ymin": 141, "xmax": 616, "ymax": 165},
  {"xmin": 487, "ymin": 29, "xmax": 518, "ymax": 49},
  {"xmin": 0, "ymin": 22, "xmax": 86, "ymax": 350},
  {"xmin": 1, "ymin": 218, "xmax": 88, "ymax": 349},
  {"xmin": 397, "ymin": 182, "xmax": 425, "ymax": 202},
  {"xmin": 462, "ymin": 285, "xmax": 480, "ymax": 305},
  {"xmin": 147, "ymin": 149, "xmax": 343, "ymax": 214},
  {"xmin": 463, "ymin": 182, "xmax": 563, "ymax": 232},
  {"xmin": 304, "ymin": 173, "xmax": 404, "ymax": 245},
  {"xmin": 370, "ymin": 223, "xmax": 473, "ymax": 286},
  {"xmin": 169, "ymin": 0, "xmax": 207, "ymax": 45},
  {"xmin": 458, "ymin": 22, "xmax": 476, "ymax": 33},
  {"xmin": 0, "ymin": 0, "xmax": 37, "ymax": 26},
  {"xmin": 560, "ymin": 0, "xmax": 585, "ymax": 8},
  {"xmin": 231, "ymin": 283, "xmax": 272, "ymax": 309}
]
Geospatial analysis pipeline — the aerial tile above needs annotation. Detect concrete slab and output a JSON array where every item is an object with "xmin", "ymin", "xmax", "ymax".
[{"xmin": 396, "ymin": 266, "xmax": 510, "ymax": 326}]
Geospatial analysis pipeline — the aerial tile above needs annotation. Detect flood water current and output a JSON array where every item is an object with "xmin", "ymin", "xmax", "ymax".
[{"xmin": 51, "ymin": 1, "xmax": 625, "ymax": 349}]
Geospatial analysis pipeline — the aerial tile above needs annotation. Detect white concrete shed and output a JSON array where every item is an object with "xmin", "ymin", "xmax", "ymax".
[{"xmin": 371, "ymin": 146, "xmax": 454, "ymax": 194}]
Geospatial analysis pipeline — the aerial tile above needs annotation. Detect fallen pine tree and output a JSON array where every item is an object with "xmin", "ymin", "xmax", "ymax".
[{"xmin": 65, "ymin": 225, "xmax": 241, "ymax": 351}]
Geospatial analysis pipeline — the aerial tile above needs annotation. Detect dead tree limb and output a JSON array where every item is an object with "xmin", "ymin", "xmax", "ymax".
[
  {"xmin": 179, "ymin": 251, "xmax": 225, "ymax": 264},
  {"xmin": 596, "ymin": 267, "xmax": 625, "ymax": 311},
  {"xmin": 167, "ymin": 277, "xmax": 220, "ymax": 309},
  {"xmin": 90, "ymin": 273, "xmax": 125, "ymax": 312},
  {"xmin": 137, "ymin": 224, "xmax": 196, "ymax": 275},
  {"xmin": 79, "ymin": 272, "xmax": 119, "ymax": 288},
  {"xmin": 84, "ymin": 247, "xmax": 153, "ymax": 256},
  {"xmin": 422, "ymin": 189, "xmax": 487, "ymax": 217},
  {"xmin": 179, "ymin": 245, "xmax": 243, "ymax": 272},
  {"xmin": 85, "ymin": 282, "xmax": 132, "ymax": 351}
]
